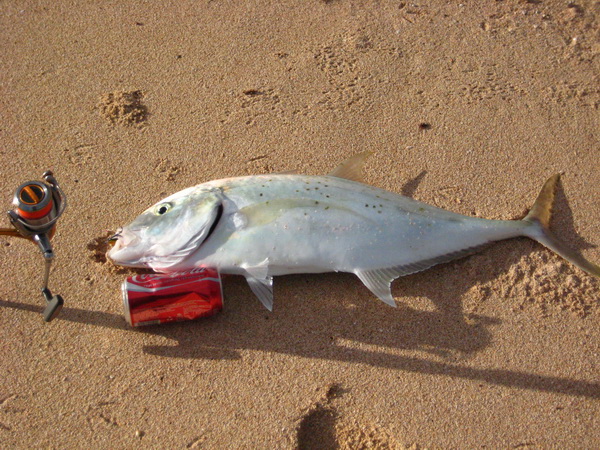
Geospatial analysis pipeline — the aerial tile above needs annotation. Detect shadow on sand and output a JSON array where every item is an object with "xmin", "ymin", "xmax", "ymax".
[{"xmin": 3, "ymin": 254, "xmax": 599, "ymax": 400}]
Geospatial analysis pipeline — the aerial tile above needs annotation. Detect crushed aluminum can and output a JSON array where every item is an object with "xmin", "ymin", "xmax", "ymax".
[{"xmin": 122, "ymin": 268, "xmax": 223, "ymax": 327}]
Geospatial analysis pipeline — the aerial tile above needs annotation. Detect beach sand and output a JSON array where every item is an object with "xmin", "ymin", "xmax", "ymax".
[{"xmin": 1, "ymin": 0, "xmax": 599, "ymax": 447}]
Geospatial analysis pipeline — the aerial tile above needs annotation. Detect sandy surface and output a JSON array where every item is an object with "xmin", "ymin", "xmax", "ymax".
[{"xmin": 1, "ymin": 0, "xmax": 599, "ymax": 448}]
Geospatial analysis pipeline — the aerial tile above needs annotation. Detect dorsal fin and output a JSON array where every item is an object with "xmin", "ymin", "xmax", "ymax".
[{"xmin": 328, "ymin": 152, "xmax": 372, "ymax": 182}]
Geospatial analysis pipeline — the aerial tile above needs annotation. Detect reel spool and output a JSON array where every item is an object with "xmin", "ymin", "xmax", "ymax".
[
  {"xmin": 1, "ymin": 171, "xmax": 67, "ymax": 322},
  {"xmin": 14, "ymin": 181, "xmax": 55, "ymax": 224}
]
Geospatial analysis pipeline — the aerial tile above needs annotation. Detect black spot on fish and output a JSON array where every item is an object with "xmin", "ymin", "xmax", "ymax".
[
  {"xmin": 260, "ymin": 193, "xmax": 263, "ymax": 196},
  {"xmin": 325, "ymin": 206, "xmax": 330, "ymax": 210},
  {"xmin": 315, "ymin": 201, "xmax": 319, "ymax": 205}
]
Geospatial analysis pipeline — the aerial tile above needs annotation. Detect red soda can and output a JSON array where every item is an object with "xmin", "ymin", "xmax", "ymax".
[{"xmin": 122, "ymin": 268, "xmax": 223, "ymax": 327}]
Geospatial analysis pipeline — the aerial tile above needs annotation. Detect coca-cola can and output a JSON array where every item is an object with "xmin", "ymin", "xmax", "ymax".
[{"xmin": 122, "ymin": 268, "xmax": 223, "ymax": 327}]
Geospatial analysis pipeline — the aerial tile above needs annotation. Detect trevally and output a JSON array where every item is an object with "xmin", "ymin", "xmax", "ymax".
[{"xmin": 108, "ymin": 153, "xmax": 600, "ymax": 310}]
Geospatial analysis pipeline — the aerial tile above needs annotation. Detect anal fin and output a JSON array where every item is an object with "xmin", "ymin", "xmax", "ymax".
[
  {"xmin": 355, "ymin": 269, "xmax": 398, "ymax": 307},
  {"xmin": 355, "ymin": 243, "xmax": 491, "ymax": 307}
]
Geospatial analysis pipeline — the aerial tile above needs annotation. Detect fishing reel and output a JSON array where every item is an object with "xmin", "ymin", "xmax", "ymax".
[{"xmin": 0, "ymin": 171, "xmax": 67, "ymax": 322}]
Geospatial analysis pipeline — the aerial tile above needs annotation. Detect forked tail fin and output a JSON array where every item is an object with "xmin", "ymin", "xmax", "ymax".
[{"xmin": 523, "ymin": 174, "xmax": 600, "ymax": 277}]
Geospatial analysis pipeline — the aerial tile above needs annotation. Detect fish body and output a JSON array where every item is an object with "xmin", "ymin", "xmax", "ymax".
[
  {"xmin": 108, "ymin": 154, "xmax": 600, "ymax": 310},
  {"xmin": 174, "ymin": 175, "xmax": 525, "ymax": 277}
]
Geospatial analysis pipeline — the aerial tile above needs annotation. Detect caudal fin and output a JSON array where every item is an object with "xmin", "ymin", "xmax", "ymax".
[{"xmin": 523, "ymin": 174, "xmax": 600, "ymax": 277}]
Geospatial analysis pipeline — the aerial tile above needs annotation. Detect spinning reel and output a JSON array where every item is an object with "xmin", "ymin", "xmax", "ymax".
[{"xmin": 1, "ymin": 171, "xmax": 67, "ymax": 322}]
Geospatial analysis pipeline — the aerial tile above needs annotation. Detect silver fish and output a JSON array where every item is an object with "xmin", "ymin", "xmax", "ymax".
[{"xmin": 108, "ymin": 153, "xmax": 600, "ymax": 310}]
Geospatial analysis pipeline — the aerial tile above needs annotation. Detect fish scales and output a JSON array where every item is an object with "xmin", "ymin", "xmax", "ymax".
[
  {"xmin": 108, "ymin": 153, "xmax": 600, "ymax": 311},
  {"xmin": 198, "ymin": 174, "xmax": 525, "ymax": 276}
]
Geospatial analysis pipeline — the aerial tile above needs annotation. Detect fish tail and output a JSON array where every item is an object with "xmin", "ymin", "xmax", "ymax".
[{"xmin": 522, "ymin": 173, "xmax": 600, "ymax": 277}]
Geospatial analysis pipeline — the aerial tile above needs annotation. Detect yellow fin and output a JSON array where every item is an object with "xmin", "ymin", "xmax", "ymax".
[
  {"xmin": 328, "ymin": 152, "xmax": 373, "ymax": 182},
  {"xmin": 524, "ymin": 173, "xmax": 560, "ymax": 228},
  {"xmin": 523, "ymin": 173, "xmax": 600, "ymax": 278}
]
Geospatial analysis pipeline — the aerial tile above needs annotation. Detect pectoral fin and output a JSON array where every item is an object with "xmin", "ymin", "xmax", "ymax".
[
  {"xmin": 245, "ymin": 276, "xmax": 274, "ymax": 311},
  {"xmin": 242, "ymin": 259, "xmax": 274, "ymax": 311}
]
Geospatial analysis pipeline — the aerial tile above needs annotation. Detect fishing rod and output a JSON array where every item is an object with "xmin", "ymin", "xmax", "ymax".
[{"xmin": 0, "ymin": 171, "xmax": 67, "ymax": 322}]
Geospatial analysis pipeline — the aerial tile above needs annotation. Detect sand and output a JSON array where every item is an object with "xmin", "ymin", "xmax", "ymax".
[
  {"xmin": 1, "ymin": 0, "xmax": 599, "ymax": 447},
  {"xmin": 98, "ymin": 90, "xmax": 149, "ymax": 127}
]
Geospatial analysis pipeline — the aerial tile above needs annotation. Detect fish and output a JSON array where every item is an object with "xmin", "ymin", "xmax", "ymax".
[{"xmin": 108, "ymin": 153, "xmax": 600, "ymax": 310}]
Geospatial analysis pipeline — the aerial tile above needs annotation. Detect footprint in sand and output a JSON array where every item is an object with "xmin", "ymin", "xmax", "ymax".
[
  {"xmin": 98, "ymin": 90, "xmax": 148, "ymax": 127},
  {"xmin": 296, "ymin": 384, "xmax": 417, "ymax": 449}
]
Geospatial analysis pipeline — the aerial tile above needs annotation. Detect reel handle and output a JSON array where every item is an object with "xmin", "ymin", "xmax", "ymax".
[
  {"xmin": 0, "ymin": 228, "xmax": 28, "ymax": 239},
  {"xmin": 42, "ymin": 288, "xmax": 63, "ymax": 322}
]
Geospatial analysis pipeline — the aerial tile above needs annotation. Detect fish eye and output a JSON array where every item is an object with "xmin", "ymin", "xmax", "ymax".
[{"xmin": 155, "ymin": 203, "xmax": 172, "ymax": 215}]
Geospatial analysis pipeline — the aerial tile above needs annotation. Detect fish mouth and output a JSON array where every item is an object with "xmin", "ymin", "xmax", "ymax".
[
  {"xmin": 107, "ymin": 228, "xmax": 122, "ymax": 247},
  {"xmin": 106, "ymin": 228, "xmax": 146, "ymax": 266}
]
